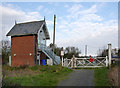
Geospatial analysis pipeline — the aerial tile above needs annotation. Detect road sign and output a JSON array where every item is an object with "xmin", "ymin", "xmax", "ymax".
[
  {"xmin": 89, "ymin": 55, "xmax": 93, "ymax": 62},
  {"xmin": 61, "ymin": 51, "xmax": 64, "ymax": 56},
  {"xmin": 89, "ymin": 58, "xmax": 93, "ymax": 62}
]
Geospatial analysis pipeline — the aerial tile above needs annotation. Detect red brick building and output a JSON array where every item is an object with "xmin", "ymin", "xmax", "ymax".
[{"xmin": 7, "ymin": 20, "xmax": 60, "ymax": 67}]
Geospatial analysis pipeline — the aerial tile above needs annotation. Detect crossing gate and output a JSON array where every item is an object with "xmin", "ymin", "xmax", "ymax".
[
  {"xmin": 62, "ymin": 44, "xmax": 112, "ymax": 68},
  {"xmin": 63, "ymin": 56, "xmax": 109, "ymax": 68}
]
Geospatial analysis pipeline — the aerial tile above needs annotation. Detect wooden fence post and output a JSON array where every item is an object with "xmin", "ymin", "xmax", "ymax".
[
  {"xmin": 108, "ymin": 44, "xmax": 112, "ymax": 68},
  {"xmin": 62, "ymin": 56, "xmax": 63, "ymax": 66},
  {"xmin": 105, "ymin": 56, "xmax": 108, "ymax": 67},
  {"xmin": 72, "ymin": 55, "xmax": 75, "ymax": 68}
]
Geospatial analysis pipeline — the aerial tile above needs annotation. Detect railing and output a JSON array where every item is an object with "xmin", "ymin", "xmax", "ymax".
[{"xmin": 38, "ymin": 44, "xmax": 60, "ymax": 64}]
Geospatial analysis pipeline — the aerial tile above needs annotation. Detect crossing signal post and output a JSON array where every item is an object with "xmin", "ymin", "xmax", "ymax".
[{"xmin": 85, "ymin": 45, "xmax": 87, "ymax": 57}]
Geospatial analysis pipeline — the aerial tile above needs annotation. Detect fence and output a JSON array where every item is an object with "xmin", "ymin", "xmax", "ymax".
[
  {"xmin": 63, "ymin": 56, "xmax": 108, "ymax": 68},
  {"xmin": 62, "ymin": 44, "xmax": 112, "ymax": 68}
]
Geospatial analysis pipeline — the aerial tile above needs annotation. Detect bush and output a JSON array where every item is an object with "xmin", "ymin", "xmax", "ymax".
[
  {"xmin": 2, "ymin": 78, "xmax": 21, "ymax": 87},
  {"xmin": 29, "ymin": 65, "xmax": 39, "ymax": 71},
  {"xmin": 19, "ymin": 65, "xmax": 28, "ymax": 69},
  {"xmin": 4, "ymin": 65, "xmax": 28, "ymax": 71}
]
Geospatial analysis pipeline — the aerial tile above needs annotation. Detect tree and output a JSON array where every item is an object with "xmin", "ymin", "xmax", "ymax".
[
  {"xmin": 64, "ymin": 46, "xmax": 81, "ymax": 58},
  {"xmin": 97, "ymin": 48, "xmax": 108, "ymax": 57},
  {"xmin": 49, "ymin": 43, "xmax": 57, "ymax": 49},
  {"xmin": 1, "ymin": 40, "xmax": 11, "ymax": 64},
  {"xmin": 97, "ymin": 48, "xmax": 119, "ymax": 57},
  {"xmin": 118, "ymin": 49, "xmax": 120, "ymax": 56},
  {"xmin": 49, "ymin": 43, "xmax": 62, "ymax": 56},
  {"xmin": 49, "ymin": 43, "xmax": 81, "ymax": 58}
]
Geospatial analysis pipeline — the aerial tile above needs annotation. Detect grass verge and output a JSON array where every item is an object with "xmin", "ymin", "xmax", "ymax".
[
  {"xmin": 108, "ymin": 65, "xmax": 119, "ymax": 86},
  {"xmin": 94, "ymin": 67, "xmax": 111, "ymax": 86},
  {"xmin": 2, "ymin": 65, "xmax": 73, "ymax": 86}
]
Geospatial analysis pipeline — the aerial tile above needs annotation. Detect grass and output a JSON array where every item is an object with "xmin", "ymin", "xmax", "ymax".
[
  {"xmin": 0, "ymin": 65, "xmax": 2, "ymax": 81},
  {"xmin": 94, "ymin": 67, "xmax": 111, "ymax": 86},
  {"xmin": 75, "ymin": 67, "xmax": 103, "ymax": 69},
  {"xmin": 108, "ymin": 63, "xmax": 119, "ymax": 86},
  {"xmin": 2, "ymin": 65, "xmax": 73, "ymax": 86}
]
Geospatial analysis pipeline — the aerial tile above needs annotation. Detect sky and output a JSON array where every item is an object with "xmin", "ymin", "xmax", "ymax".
[{"xmin": 0, "ymin": 2, "xmax": 118, "ymax": 56}]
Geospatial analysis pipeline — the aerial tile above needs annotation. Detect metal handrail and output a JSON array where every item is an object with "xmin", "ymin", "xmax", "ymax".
[{"xmin": 38, "ymin": 44, "xmax": 60, "ymax": 64}]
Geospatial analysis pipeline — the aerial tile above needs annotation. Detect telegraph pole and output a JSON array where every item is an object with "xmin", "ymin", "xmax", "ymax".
[
  {"xmin": 85, "ymin": 45, "xmax": 87, "ymax": 57},
  {"xmin": 53, "ymin": 15, "xmax": 56, "ymax": 52}
]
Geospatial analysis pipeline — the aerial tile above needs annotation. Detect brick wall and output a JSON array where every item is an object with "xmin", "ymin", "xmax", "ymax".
[{"xmin": 11, "ymin": 35, "xmax": 36, "ymax": 67}]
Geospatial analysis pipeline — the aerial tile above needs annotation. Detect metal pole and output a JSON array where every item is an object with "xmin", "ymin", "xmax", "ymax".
[
  {"xmin": 108, "ymin": 44, "xmax": 112, "ymax": 67},
  {"xmin": 85, "ymin": 45, "xmax": 87, "ymax": 57}
]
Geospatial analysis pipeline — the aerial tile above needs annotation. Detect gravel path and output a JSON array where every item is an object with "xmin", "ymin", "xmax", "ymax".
[{"xmin": 58, "ymin": 69, "xmax": 94, "ymax": 86}]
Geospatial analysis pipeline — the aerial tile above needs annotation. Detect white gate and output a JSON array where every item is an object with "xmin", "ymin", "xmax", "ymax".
[
  {"xmin": 63, "ymin": 56, "xmax": 108, "ymax": 68},
  {"xmin": 62, "ymin": 44, "xmax": 112, "ymax": 68}
]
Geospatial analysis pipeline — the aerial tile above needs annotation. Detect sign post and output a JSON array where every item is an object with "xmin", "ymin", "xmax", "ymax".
[{"xmin": 61, "ymin": 50, "xmax": 64, "ymax": 66}]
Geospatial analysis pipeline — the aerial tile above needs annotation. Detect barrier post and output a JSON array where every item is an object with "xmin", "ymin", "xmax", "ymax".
[
  {"xmin": 105, "ymin": 56, "xmax": 108, "ymax": 67},
  {"xmin": 72, "ymin": 55, "xmax": 75, "ymax": 68},
  {"xmin": 108, "ymin": 44, "xmax": 112, "ymax": 68}
]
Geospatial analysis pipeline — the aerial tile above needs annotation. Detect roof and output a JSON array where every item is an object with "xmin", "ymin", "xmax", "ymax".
[{"xmin": 6, "ymin": 20, "xmax": 50, "ymax": 39}]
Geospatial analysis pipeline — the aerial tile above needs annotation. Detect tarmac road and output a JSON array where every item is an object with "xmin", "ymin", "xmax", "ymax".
[{"xmin": 58, "ymin": 69, "xmax": 94, "ymax": 86}]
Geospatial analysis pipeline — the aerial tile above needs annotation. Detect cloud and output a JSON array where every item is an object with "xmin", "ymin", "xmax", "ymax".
[
  {"xmin": 56, "ymin": 19, "xmax": 117, "ymax": 44},
  {"xmin": 64, "ymin": 4, "xmax": 69, "ymax": 8},
  {"xmin": 37, "ymin": 5, "xmax": 43, "ymax": 11},
  {"xmin": 46, "ymin": 20, "xmax": 54, "ymax": 25},
  {"xmin": 67, "ymin": 4, "xmax": 97, "ymax": 19},
  {"xmin": 55, "ymin": 4, "xmax": 117, "ymax": 55},
  {"xmin": 56, "ymin": 18, "xmax": 117, "ymax": 55},
  {"xmin": 67, "ymin": 4, "xmax": 83, "ymax": 14},
  {"xmin": 81, "ymin": 5, "xmax": 97, "ymax": 14},
  {"xmin": 80, "ymin": 14, "xmax": 103, "ymax": 21},
  {"xmin": 1, "ymin": 5, "xmax": 43, "ymax": 40},
  {"xmin": 0, "ymin": 4, "xmax": 54, "ymax": 47},
  {"xmin": 44, "ymin": 8, "xmax": 54, "ymax": 15},
  {"xmin": 1, "ymin": 3, "xmax": 117, "ymax": 56}
]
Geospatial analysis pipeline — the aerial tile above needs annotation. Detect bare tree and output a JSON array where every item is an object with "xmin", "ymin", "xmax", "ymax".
[
  {"xmin": 64, "ymin": 46, "xmax": 81, "ymax": 58},
  {"xmin": 1, "ymin": 40, "xmax": 11, "ymax": 64}
]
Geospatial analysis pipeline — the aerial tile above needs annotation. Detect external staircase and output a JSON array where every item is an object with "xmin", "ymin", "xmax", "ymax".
[{"xmin": 38, "ymin": 44, "xmax": 61, "ymax": 65}]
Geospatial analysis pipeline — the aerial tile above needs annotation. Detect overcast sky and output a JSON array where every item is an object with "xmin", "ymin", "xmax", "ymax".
[{"xmin": 1, "ymin": 2, "xmax": 118, "ymax": 56}]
